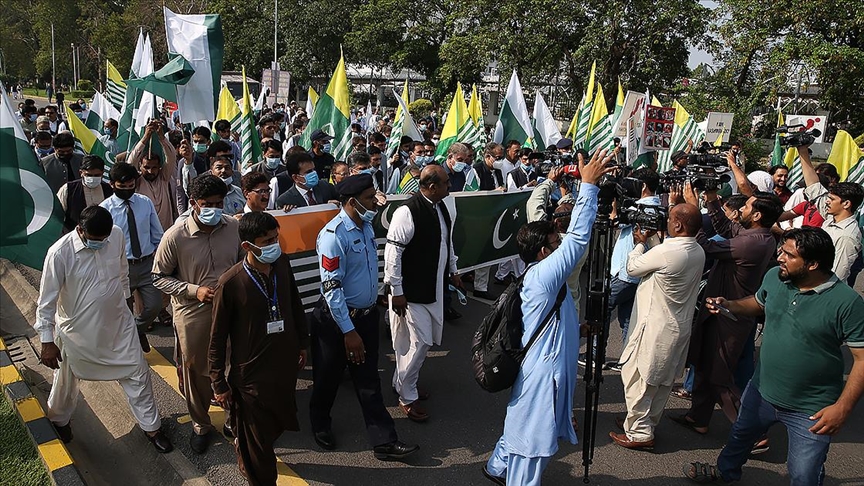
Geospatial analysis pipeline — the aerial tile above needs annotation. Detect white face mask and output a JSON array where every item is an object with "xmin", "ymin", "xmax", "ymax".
[{"xmin": 83, "ymin": 176, "xmax": 101, "ymax": 188}]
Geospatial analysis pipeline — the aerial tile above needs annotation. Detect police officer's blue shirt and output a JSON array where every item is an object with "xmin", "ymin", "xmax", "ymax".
[
  {"xmin": 609, "ymin": 195, "xmax": 661, "ymax": 284},
  {"xmin": 316, "ymin": 209, "xmax": 379, "ymax": 333}
]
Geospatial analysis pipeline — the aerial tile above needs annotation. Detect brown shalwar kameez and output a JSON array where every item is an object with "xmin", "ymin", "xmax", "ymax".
[
  {"xmin": 686, "ymin": 199, "xmax": 777, "ymax": 427},
  {"xmin": 210, "ymin": 255, "xmax": 309, "ymax": 486}
]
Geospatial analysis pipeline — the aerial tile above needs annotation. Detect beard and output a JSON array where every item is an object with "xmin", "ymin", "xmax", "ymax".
[{"xmin": 143, "ymin": 173, "xmax": 158, "ymax": 181}]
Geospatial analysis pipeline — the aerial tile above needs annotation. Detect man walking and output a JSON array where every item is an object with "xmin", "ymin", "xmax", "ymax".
[
  {"xmin": 609, "ymin": 204, "xmax": 706, "ymax": 450},
  {"xmin": 311, "ymin": 174, "xmax": 419, "ymax": 460},
  {"xmin": 210, "ymin": 212, "xmax": 309, "ymax": 484},
  {"xmin": 385, "ymin": 165, "xmax": 462, "ymax": 423},
  {"xmin": 35, "ymin": 206, "xmax": 172, "ymax": 453}
]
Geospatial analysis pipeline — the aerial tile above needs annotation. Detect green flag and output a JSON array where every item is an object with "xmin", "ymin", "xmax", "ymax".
[
  {"xmin": 125, "ymin": 54, "xmax": 196, "ymax": 102},
  {"xmin": 300, "ymin": 54, "xmax": 352, "ymax": 161},
  {"xmin": 239, "ymin": 67, "xmax": 263, "ymax": 170},
  {"xmin": 0, "ymin": 82, "xmax": 64, "ymax": 269},
  {"xmin": 493, "ymin": 70, "xmax": 533, "ymax": 148}
]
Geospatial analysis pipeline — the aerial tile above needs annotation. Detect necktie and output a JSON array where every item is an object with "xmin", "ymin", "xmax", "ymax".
[
  {"xmin": 306, "ymin": 190, "xmax": 317, "ymax": 206},
  {"xmin": 125, "ymin": 200, "xmax": 142, "ymax": 259}
]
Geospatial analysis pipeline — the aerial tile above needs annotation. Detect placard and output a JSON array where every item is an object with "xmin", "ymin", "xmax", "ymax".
[
  {"xmin": 783, "ymin": 114, "xmax": 827, "ymax": 143},
  {"xmin": 704, "ymin": 112, "xmax": 735, "ymax": 144},
  {"xmin": 642, "ymin": 105, "xmax": 675, "ymax": 150},
  {"xmin": 614, "ymin": 91, "xmax": 647, "ymax": 137}
]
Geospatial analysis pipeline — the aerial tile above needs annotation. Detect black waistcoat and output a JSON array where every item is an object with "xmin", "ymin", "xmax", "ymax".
[
  {"xmin": 401, "ymin": 194, "xmax": 452, "ymax": 304},
  {"xmin": 64, "ymin": 179, "xmax": 112, "ymax": 232}
]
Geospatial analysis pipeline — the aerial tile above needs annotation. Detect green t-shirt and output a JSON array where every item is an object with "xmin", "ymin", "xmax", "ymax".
[{"xmin": 753, "ymin": 267, "xmax": 864, "ymax": 416}]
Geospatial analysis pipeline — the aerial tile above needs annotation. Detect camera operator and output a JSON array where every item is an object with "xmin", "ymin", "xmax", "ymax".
[
  {"xmin": 483, "ymin": 150, "xmax": 614, "ymax": 486},
  {"xmin": 609, "ymin": 203, "xmax": 705, "ymax": 451},
  {"xmin": 796, "ymin": 144, "xmax": 864, "ymax": 281},
  {"xmin": 670, "ymin": 184, "xmax": 783, "ymax": 444},
  {"xmin": 778, "ymin": 152, "xmax": 840, "ymax": 229},
  {"xmin": 579, "ymin": 167, "xmax": 662, "ymax": 371}
]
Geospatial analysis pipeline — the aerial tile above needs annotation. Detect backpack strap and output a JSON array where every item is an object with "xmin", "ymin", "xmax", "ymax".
[{"xmin": 520, "ymin": 284, "xmax": 568, "ymax": 357}]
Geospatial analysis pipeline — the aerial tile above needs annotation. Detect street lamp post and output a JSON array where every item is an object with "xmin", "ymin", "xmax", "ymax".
[
  {"xmin": 51, "ymin": 24, "xmax": 56, "ymax": 96},
  {"xmin": 71, "ymin": 43, "xmax": 77, "ymax": 91}
]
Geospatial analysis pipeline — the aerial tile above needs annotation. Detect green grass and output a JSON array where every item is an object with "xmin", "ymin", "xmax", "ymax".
[{"xmin": 0, "ymin": 392, "xmax": 52, "ymax": 486}]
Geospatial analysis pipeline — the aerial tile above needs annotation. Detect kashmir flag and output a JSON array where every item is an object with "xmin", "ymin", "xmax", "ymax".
[
  {"xmin": 532, "ymin": 91, "xmax": 561, "ymax": 150},
  {"xmin": 396, "ymin": 171, "xmax": 420, "ymax": 194},
  {"xmin": 164, "ymin": 7, "xmax": 224, "ymax": 123},
  {"xmin": 657, "ymin": 100, "xmax": 705, "ymax": 172},
  {"xmin": 464, "ymin": 84, "xmax": 488, "ymax": 161},
  {"xmin": 306, "ymin": 86, "xmax": 319, "ymax": 119},
  {"xmin": 0, "ymin": 82, "xmax": 63, "ymax": 269},
  {"xmin": 299, "ymin": 53, "xmax": 352, "ymax": 161},
  {"xmin": 435, "ymin": 82, "xmax": 471, "ymax": 164},
  {"xmin": 239, "ymin": 67, "xmax": 263, "ymax": 170},
  {"xmin": 770, "ymin": 107, "xmax": 785, "ymax": 167},
  {"xmin": 66, "ymin": 101, "xmax": 114, "ymax": 167},
  {"xmin": 827, "ymin": 130, "xmax": 864, "ymax": 183},
  {"xmin": 586, "ymin": 84, "xmax": 614, "ymax": 155},
  {"xmin": 215, "ymin": 84, "xmax": 241, "ymax": 132},
  {"xmin": 564, "ymin": 93, "xmax": 584, "ymax": 139},
  {"xmin": 573, "ymin": 61, "xmax": 597, "ymax": 149},
  {"xmin": 106, "ymin": 60, "xmax": 126, "ymax": 111},
  {"xmin": 610, "ymin": 79, "xmax": 625, "ymax": 132},
  {"xmin": 85, "ymin": 91, "xmax": 122, "ymax": 134},
  {"xmin": 493, "ymin": 70, "xmax": 533, "ymax": 148},
  {"xmin": 385, "ymin": 80, "xmax": 410, "ymax": 158}
]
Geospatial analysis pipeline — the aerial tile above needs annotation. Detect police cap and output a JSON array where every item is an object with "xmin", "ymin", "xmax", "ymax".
[{"xmin": 336, "ymin": 174, "xmax": 374, "ymax": 197}]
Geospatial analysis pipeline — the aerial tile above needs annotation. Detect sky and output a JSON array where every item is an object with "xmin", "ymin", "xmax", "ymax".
[{"xmin": 688, "ymin": 0, "xmax": 718, "ymax": 69}]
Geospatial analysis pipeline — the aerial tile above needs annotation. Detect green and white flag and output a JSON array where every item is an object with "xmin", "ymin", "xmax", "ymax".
[
  {"xmin": 116, "ymin": 30, "xmax": 145, "ymax": 154},
  {"xmin": 85, "ymin": 91, "xmax": 121, "ymax": 134},
  {"xmin": 0, "ymin": 82, "xmax": 63, "ymax": 269},
  {"xmin": 493, "ymin": 70, "xmax": 533, "ymax": 148},
  {"xmin": 106, "ymin": 60, "xmax": 127, "ymax": 111},
  {"xmin": 299, "ymin": 53, "xmax": 352, "ymax": 161},
  {"xmin": 466, "ymin": 84, "xmax": 487, "ymax": 162},
  {"xmin": 463, "ymin": 168, "xmax": 480, "ymax": 191},
  {"xmin": 434, "ymin": 82, "xmax": 471, "ymax": 164},
  {"xmin": 385, "ymin": 80, "xmax": 411, "ymax": 158},
  {"xmin": 164, "ymin": 6, "xmax": 224, "ymax": 123},
  {"xmin": 657, "ymin": 100, "xmax": 705, "ymax": 172},
  {"xmin": 239, "ymin": 67, "xmax": 263, "ymax": 169},
  {"xmin": 66, "ymin": 101, "xmax": 115, "ymax": 168},
  {"xmin": 586, "ymin": 84, "xmax": 614, "ymax": 155},
  {"xmin": 573, "ymin": 61, "xmax": 596, "ymax": 149},
  {"xmin": 532, "ymin": 90, "xmax": 561, "ymax": 150}
]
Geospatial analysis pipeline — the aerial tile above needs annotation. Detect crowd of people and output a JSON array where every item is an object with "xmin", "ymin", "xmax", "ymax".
[{"xmin": 15, "ymin": 92, "xmax": 864, "ymax": 486}]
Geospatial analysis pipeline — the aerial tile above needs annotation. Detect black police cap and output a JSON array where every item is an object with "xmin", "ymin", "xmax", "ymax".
[{"xmin": 336, "ymin": 173, "xmax": 374, "ymax": 197}]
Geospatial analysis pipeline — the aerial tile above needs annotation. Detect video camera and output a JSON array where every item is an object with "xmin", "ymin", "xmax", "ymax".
[
  {"xmin": 660, "ymin": 166, "xmax": 730, "ymax": 193},
  {"xmin": 777, "ymin": 124, "xmax": 821, "ymax": 147},
  {"xmin": 536, "ymin": 151, "xmax": 575, "ymax": 179},
  {"xmin": 618, "ymin": 203, "xmax": 668, "ymax": 232}
]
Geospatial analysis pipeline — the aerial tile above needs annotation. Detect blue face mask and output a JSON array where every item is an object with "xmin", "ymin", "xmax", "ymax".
[
  {"xmin": 84, "ymin": 238, "xmax": 106, "ymax": 250},
  {"xmin": 453, "ymin": 161, "xmax": 468, "ymax": 172},
  {"xmin": 359, "ymin": 168, "xmax": 374, "ymax": 175},
  {"xmin": 265, "ymin": 157, "xmax": 281, "ymax": 169},
  {"xmin": 322, "ymin": 143, "xmax": 332, "ymax": 154},
  {"xmin": 304, "ymin": 171, "xmax": 319, "ymax": 188},
  {"xmin": 521, "ymin": 162, "xmax": 532, "ymax": 172},
  {"xmin": 249, "ymin": 241, "xmax": 282, "ymax": 264},
  {"xmin": 196, "ymin": 206, "xmax": 223, "ymax": 226},
  {"xmin": 37, "ymin": 147, "xmax": 54, "ymax": 156},
  {"xmin": 355, "ymin": 199, "xmax": 378, "ymax": 223},
  {"xmin": 193, "ymin": 142, "xmax": 208, "ymax": 153},
  {"xmin": 103, "ymin": 127, "xmax": 113, "ymax": 136}
]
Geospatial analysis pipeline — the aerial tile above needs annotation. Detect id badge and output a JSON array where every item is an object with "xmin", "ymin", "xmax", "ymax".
[{"xmin": 266, "ymin": 320, "xmax": 284, "ymax": 334}]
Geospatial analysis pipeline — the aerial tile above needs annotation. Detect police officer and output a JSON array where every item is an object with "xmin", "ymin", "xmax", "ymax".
[{"xmin": 310, "ymin": 174, "xmax": 419, "ymax": 461}]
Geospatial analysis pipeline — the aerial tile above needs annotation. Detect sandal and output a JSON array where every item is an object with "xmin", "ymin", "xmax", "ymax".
[
  {"xmin": 669, "ymin": 413, "xmax": 708, "ymax": 435},
  {"xmin": 683, "ymin": 462, "xmax": 721, "ymax": 483},
  {"xmin": 750, "ymin": 438, "xmax": 770, "ymax": 455},
  {"xmin": 672, "ymin": 387, "xmax": 692, "ymax": 400}
]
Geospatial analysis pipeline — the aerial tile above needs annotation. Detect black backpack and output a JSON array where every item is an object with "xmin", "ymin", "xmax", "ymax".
[{"xmin": 471, "ymin": 276, "xmax": 567, "ymax": 393}]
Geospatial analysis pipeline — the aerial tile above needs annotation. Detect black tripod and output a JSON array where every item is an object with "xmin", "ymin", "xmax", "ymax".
[{"xmin": 581, "ymin": 205, "xmax": 616, "ymax": 483}]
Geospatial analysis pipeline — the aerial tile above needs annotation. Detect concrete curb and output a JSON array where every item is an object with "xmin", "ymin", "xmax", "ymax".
[{"xmin": 1, "ymin": 337, "xmax": 85, "ymax": 486}]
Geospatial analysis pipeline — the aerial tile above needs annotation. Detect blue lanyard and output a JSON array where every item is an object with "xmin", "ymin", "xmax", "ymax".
[{"xmin": 243, "ymin": 262, "xmax": 279, "ymax": 320}]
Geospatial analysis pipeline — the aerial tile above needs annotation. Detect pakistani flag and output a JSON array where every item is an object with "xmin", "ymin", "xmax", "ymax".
[
  {"xmin": 85, "ymin": 92, "xmax": 121, "ymax": 133},
  {"xmin": 254, "ymin": 83, "xmax": 267, "ymax": 115},
  {"xmin": 493, "ymin": 70, "xmax": 533, "ymax": 148},
  {"xmin": 532, "ymin": 90, "xmax": 561, "ymax": 150},
  {"xmin": 115, "ymin": 30, "xmax": 146, "ymax": 154},
  {"xmin": 239, "ymin": 67, "xmax": 263, "ymax": 170},
  {"xmin": 573, "ymin": 61, "xmax": 597, "ymax": 149},
  {"xmin": 770, "ymin": 107, "xmax": 785, "ymax": 167},
  {"xmin": 0, "ymin": 82, "xmax": 63, "ymax": 269},
  {"xmin": 299, "ymin": 54, "xmax": 352, "ymax": 161},
  {"xmin": 393, "ymin": 88, "xmax": 422, "ymax": 144},
  {"xmin": 385, "ymin": 80, "xmax": 410, "ymax": 158},
  {"xmin": 465, "ymin": 84, "xmax": 488, "ymax": 162},
  {"xmin": 132, "ymin": 33, "xmax": 157, "ymax": 136},
  {"xmin": 586, "ymin": 84, "xmax": 614, "ymax": 155},
  {"xmin": 214, "ymin": 84, "xmax": 241, "ymax": 140},
  {"xmin": 164, "ymin": 6, "xmax": 224, "ymax": 123},
  {"xmin": 66, "ymin": 101, "xmax": 114, "ymax": 168},
  {"xmin": 657, "ymin": 100, "xmax": 705, "ymax": 172},
  {"xmin": 306, "ymin": 86, "xmax": 319, "ymax": 119},
  {"xmin": 106, "ymin": 60, "xmax": 126, "ymax": 111},
  {"xmin": 434, "ymin": 82, "xmax": 471, "ymax": 164}
]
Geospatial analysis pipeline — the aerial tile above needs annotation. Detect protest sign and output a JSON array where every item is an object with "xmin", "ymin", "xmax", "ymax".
[
  {"xmin": 704, "ymin": 112, "xmax": 735, "ymax": 144},
  {"xmin": 642, "ymin": 105, "xmax": 675, "ymax": 150}
]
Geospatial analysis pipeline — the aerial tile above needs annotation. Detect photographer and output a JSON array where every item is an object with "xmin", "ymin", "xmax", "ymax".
[
  {"xmin": 671, "ymin": 185, "xmax": 782, "ymax": 443},
  {"xmin": 579, "ymin": 167, "xmax": 662, "ymax": 371}
]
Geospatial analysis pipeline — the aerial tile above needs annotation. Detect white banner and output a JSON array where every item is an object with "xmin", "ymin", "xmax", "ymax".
[{"xmin": 614, "ymin": 91, "xmax": 647, "ymax": 137}]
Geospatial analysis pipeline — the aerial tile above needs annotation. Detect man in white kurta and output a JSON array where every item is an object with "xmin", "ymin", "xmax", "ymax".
[
  {"xmin": 610, "ymin": 204, "xmax": 705, "ymax": 448},
  {"xmin": 384, "ymin": 165, "xmax": 460, "ymax": 421},
  {"xmin": 35, "ymin": 207, "xmax": 170, "ymax": 451}
]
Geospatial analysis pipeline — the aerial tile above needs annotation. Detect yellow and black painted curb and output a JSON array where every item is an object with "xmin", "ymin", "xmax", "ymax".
[{"xmin": 1, "ymin": 337, "xmax": 85, "ymax": 486}]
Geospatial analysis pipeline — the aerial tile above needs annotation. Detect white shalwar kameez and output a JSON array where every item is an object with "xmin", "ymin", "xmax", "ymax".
[
  {"xmin": 385, "ymin": 201, "xmax": 457, "ymax": 406},
  {"xmin": 35, "ymin": 226, "xmax": 161, "ymax": 432}
]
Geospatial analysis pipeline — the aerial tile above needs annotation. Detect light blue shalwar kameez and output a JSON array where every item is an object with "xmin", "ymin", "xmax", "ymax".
[{"xmin": 487, "ymin": 183, "xmax": 599, "ymax": 485}]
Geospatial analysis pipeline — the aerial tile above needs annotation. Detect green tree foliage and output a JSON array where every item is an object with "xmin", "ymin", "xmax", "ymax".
[{"xmin": 408, "ymin": 98, "xmax": 433, "ymax": 118}]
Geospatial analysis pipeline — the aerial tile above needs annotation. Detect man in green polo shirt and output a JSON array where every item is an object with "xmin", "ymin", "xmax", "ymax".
[{"xmin": 684, "ymin": 227, "xmax": 864, "ymax": 485}]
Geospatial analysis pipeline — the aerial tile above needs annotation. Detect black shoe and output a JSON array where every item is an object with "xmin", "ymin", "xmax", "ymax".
[
  {"xmin": 577, "ymin": 353, "xmax": 588, "ymax": 367},
  {"xmin": 373, "ymin": 440, "xmax": 419, "ymax": 461},
  {"xmin": 222, "ymin": 423, "xmax": 234, "ymax": 439},
  {"xmin": 138, "ymin": 332, "xmax": 151, "ymax": 353},
  {"xmin": 54, "ymin": 422, "xmax": 73, "ymax": 443},
  {"xmin": 482, "ymin": 465, "xmax": 507, "ymax": 485},
  {"xmin": 493, "ymin": 277, "xmax": 509, "ymax": 286},
  {"xmin": 145, "ymin": 429, "xmax": 173, "ymax": 453},
  {"xmin": 189, "ymin": 431, "xmax": 211, "ymax": 454},
  {"xmin": 605, "ymin": 362, "xmax": 623, "ymax": 373},
  {"xmin": 444, "ymin": 307, "xmax": 462, "ymax": 321},
  {"xmin": 473, "ymin": 290, "xmax": 494, "ymax": 300},
  {"xmin": 313, "ymin": 430, "xmax": 336, "ymax": 450}
]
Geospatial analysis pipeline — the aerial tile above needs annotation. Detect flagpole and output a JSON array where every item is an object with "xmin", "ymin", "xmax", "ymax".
[
  {"xmin": 51, "ymin": 24, "xmax": 56, "ymax": 97},
  {"xmin": 273, "ymin": 0, "xmax": 278, "ymax": 66}
]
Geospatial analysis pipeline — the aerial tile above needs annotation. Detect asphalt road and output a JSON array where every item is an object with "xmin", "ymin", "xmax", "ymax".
[{"xmin": 140, "ymin": 274, "xmax": 864, "ymax": 486}]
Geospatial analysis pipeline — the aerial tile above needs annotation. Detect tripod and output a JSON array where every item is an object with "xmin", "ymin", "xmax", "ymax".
[{"xmin": 580, "ymin": 205, "xmax": 616, "ymax": 483}]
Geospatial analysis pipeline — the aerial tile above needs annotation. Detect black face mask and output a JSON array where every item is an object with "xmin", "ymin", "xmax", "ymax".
[
  {"xmin": 58, "ymin": 152, "xmax": 73, "ymax": 161},
  {"xmin": 114, "ymin": 188, "xmax": 135, "ymax": 200}
]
